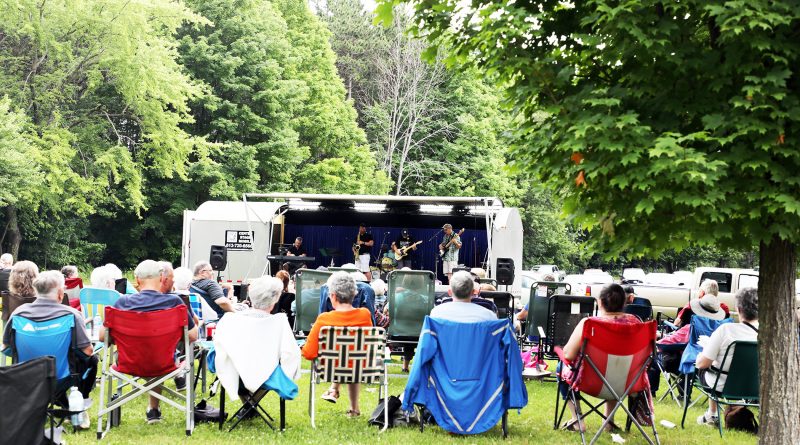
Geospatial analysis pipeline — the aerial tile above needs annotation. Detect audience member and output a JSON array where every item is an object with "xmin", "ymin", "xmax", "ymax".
[
  {"xmin": 112, "ymin": 260, "xmax": 198, "ymax": 424},
  {"xmin": 301, "ymin": 272, "xmax": 372, "ymax": 417},
  {"xmin": 89, "ymin": 265, "xmax": 115, "ymax": 289},
  {"xmin": 695, "ymin": 287, "xmax": 759, "ymax": 427},
  {"xmin": 9, "ymin": 260, "xmax": 39, "ymax": 301},
  {"xmin": 2, "ymin": 270, "xmax": 96, "ymax": 429},
  {"xmin": 558, "ymin": 284, "xmax": 641, "ymax": 432},
  {"xmin": 0, "ymin": 253, "xmax": 11, "ymax": 293},
  {"xmin": 60, "ymin": 266, "xmax": 79, "ymax": 279},
  {"xmin": 675, "ymin": 280, "xmax": 729, "ymax": 327},
  {"xmin": 430, "ymin": 271, "xmax": 495, "ymax": 323},
  {"xmin": 270, "ymin": 270, "xmax": 295, "ymax": 326},
  {"xmin": 191, "ymin": 261, "xmax": 236, "ymax": 320},
  {"xmin": 213, "ymin": 276, "xmax": 301, "ymax": 414}
]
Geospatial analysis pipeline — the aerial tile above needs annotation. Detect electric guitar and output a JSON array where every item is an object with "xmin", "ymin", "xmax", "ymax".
[
  {"xmin": 439, "ymin": 228, "xmax": 465, "ymax": 260},
  {"xmin": 394, "ymin": 241, "xmax": 422, "ymax": 260}
]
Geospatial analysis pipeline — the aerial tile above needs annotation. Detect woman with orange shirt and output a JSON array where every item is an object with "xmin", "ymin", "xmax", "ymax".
[{"xmin": 301, "ymin": 271, "xmax": 373, "ymax": 417}]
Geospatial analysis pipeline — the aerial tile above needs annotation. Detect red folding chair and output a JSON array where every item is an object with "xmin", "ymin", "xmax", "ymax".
[
  {"xmin": 96, "ymin": 306, "xmax": 194, "ymax": 439},
  {"xmin": 555, "ymin": 318, "xmax": 659, "ymax": 445},
  {"xmin": 65, "ymin": 277, "xmax": 84, "ymax": 310}
]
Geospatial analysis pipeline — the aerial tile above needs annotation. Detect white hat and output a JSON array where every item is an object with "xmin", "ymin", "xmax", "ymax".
[
  {"xmin": 689, "ymin": 295, "xmax": 725, "ymax": 320},
  {"xmin": 340, "ymin": 263, "xmax": 359, "ymax": 271},
  {"xmin": 350, "ymin": 271, "xmax": 368, "ymax": 282}
]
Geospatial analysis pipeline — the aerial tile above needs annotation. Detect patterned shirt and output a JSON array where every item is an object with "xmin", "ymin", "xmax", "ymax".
[{"xmin": 442, "ymin": 234, "xmax": 461, "ymax": 261}]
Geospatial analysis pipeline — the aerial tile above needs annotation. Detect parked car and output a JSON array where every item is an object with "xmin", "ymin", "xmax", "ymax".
[
  {"xmin": 622, "ymin": 268, "xmax": 646, "ymax": 284},
  {"xmin": 672, "ymin": 271, "xmax": 693, "ymax": 288},
  {"xmin": 531, "ymin": 264, "xmax": 566, "ymax": 282},
  {"xmin": 565, "ymin": 271, "xmax": 614, "ymax": 298},
  {"xmin": 631, "ymin": 267, "xmax": 762, "ymax": 318}
]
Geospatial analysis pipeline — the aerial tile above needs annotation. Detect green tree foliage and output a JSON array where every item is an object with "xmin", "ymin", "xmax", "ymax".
[{"xmin": 377, "ymin": 1, "xmax": 800, "ymax": 440}]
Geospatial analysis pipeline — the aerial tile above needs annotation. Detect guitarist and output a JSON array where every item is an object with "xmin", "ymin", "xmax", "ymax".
[
  {"xmin": 393, "ymin": 228, "xmax": 417, "ymax": 269},
  {"xmin": 355, "ymin": 223, "xmax": 374, "ymax": 281},
  {"xmin": 440, "ymin": 224, "xmax": 462, "ymax": 283}
]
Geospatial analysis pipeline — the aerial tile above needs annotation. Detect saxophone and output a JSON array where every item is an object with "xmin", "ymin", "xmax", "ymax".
[{"xmin": 353, "ymin": 232, "xmax": 361, "ymax": 260}]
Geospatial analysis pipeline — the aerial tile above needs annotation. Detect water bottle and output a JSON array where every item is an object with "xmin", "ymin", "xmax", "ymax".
[
  {"xmin": 68, "ymin": 386, "xmax": 83, "ymax": 425},
  {"xmin": 92, "ymin": 314, "xmax": 102, "ymax": 341}
]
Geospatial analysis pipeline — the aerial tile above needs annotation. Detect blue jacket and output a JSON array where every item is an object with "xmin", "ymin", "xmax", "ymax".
[
  {"xmin": 318, "ymin": 282, "xmax": 376, "ymax": 323},
  {"xmin": 402, "ymin": 317, "xmax": 527, "ymax": 434}
]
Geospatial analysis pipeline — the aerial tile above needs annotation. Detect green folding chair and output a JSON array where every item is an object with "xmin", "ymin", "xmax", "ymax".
[
  {"xmin": 681, "ymin": 340, "xmax": 759, "ymax": 436},
  {"xmin": 386, "ymin": 270, "xmax": 435, "ymax": 350},
  {"xmin": 294, "ymin": 269, "xmax": 333, "ymax": 335}
]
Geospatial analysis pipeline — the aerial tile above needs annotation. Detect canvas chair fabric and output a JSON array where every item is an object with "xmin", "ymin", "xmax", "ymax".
[
  {"xmin": 294, "ymin": 269, "xmax": 332, "ymax": 334},
  {"xmin": 10, "ymin": 314, "xmax": 76, "ymax": 382},
  {"xmin": 386, "ymin": 270, "xmax": 435, "ymax": 340},
  {"xmin": 0, "ymin": 356, "xmax": 57, "ymax": 445},
  {"xmin": 556, "ymin": 318, "xmax": 659, "ymax": 445}
]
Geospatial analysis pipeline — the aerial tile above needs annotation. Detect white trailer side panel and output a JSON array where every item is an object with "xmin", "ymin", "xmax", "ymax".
[{"xmin": 490, "ymin": 207, "xmax": 523, "ymax": 295}]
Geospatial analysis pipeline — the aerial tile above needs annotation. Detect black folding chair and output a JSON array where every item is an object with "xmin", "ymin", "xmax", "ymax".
[
  {"xmin": 0, "ymin": 356, "xmax": 58, "ymax": 444},
  {"xmin": 542, "ymin": 294, "xmax": 597, "ymax": 360},
  {"xmin": 480, "ymin": 291, "xmax": 514, "ymax": 321}
]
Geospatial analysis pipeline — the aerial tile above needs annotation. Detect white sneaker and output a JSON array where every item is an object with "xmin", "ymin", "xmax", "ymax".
[
  {"xmin": 697, "ymin": 412, "xmax": 719, "ymax": 426},
  {"xmin": 79, "ymin": 411, "xmax": 91, "ymax": 429}
]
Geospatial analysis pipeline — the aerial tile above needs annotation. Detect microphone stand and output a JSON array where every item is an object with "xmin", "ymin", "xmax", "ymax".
[{"xmin": 428, "ymin": 229, "xmax": 443, "ymax": 284}]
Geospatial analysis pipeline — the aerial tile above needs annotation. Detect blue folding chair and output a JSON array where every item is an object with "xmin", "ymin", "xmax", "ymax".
[
  {"xmin": 79, "ymin": 287, "xmax": 121, "ymax": 352},
  {"xmin": 678, "ymin": 316, "xmax": 732, "ymax": 426},
  {"xmin": 11, "ymin": 314, "xmax": 75, "ymax": 383}
]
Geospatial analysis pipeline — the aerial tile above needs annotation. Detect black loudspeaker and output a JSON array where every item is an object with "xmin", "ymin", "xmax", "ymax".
[
  {"xmin": 496, "ymin": 258, "xmax": 515, "ymax": 285},
  {"xmin": 210, "ymin": 245, "xmax": 227, "ymax": 271}
]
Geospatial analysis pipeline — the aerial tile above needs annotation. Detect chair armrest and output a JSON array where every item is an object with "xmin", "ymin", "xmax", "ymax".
[{"xmin": 554, "ymin": 346, "xmax": 571, "ymax": 365}]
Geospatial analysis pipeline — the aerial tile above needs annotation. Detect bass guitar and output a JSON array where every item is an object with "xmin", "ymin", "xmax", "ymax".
[
  {"xmin": 395, "ymin": 240, "xmax": 422, "ymax": 260},
  {"xmin": 439, "ymin": 228, "xmax": 465, "ymax": 260}
]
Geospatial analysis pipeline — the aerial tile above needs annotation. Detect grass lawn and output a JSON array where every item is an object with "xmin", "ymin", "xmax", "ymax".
[{"xmin": 61, "ymin": 359, "xmax": 758, "ymax": 445}]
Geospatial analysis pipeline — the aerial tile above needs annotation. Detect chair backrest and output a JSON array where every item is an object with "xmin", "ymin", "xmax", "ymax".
[
  {"xmin": 576, "ymin": 318, "xmax": 656, "ymax": 399},
  {"xmin": 10, "ymin": 314, "xmax": 75, "ymax": 381},
  {"xmin": 104, "ymin": 306, "xmax": 187, "ymax": 377},
  {"xmin": 315, "ymin": 326, "xmax": 385, "ymax": 384},
  {"xmin": 79, "ymin": 287, "xmax": 121, "ymax": 320},
  {"xmin": 479, "ymin": 278, "xmax": 498, "ymax": 288},
  {"xmin": 624, "ymin": 304, "xmax": 653, "ymax": 321},
  {"xmin": 1, "ymin": 291, "xmax": 37, "ymax": 325},
  {"xmin": 719, "ymin": 340, "xmax": 759, "ymax": 399},
  {"xmin": 188, "ymin": 293, "xmax": 203, "ymax": 320},
  {"xmin": 679, "ymin": 316, "xmax": 732, "ymax": 374},
  {"xmin": 295, "ymin": 269, "xmax": 333, "ymax": 334},
  {"xmin": 479, "ymin": 291, "xmax": 513, "ymax": 319},
  {"xmin": 544, "ymin": 295, "xmax": 596, "ymax": 352},
  {"xmin": 0, "ymin": 356, "xmax": 57, "ymax": 444},
  {"xmin": 526, "ymin": 282, "xmax": 572, "ymax": 340},
  {"xmin": 387, "ymin": 270, "xmax": 435, "ymax": 339}
]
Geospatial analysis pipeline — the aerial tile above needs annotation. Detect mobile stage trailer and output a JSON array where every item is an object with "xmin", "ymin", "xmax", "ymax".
[{"xmin": 181, "ymin": 193, "xmax": 523, "ymax": 294}]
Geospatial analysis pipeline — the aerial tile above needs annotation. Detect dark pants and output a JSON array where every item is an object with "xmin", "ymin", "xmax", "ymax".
[{"xmin": 56, "ymin": 353, "xmax": 99, "ymax": 405}]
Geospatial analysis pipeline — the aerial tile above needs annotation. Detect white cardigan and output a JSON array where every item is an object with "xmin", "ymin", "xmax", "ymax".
[{"xmin": 213, "ymin": 311, "xmax": 301, "ymax": 399}]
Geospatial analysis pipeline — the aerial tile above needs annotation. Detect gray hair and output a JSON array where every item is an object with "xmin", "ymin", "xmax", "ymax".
[
  {"xmin": 90, "ymin": 266, "xmax": 115, "ymax": 289},
  {"xmin": 34, "ymin": 270, "xmax": 65, "ymax": 300},
  {"xmin": 370, "ymin": 279, "xmax": 387, "ymax": 297},
  {"xmin": 327, "ymin": 271, "xmax": 357, "ymax": 305},
  {"xmin": 134, "ymin": 260, "xmax": 167, "ymax": 280},
  {"xmin": 0, "ymin": 253, "xmax": 13, "ymax": 268},
  {"xmin": 736, "ymin": 287, "xmax": 758, "ymax": 321},
  {"xmin": 248, "ymin": 276, "xmax": 283, "ymax": 310},
  {"xmin": 450, "ymin": 271, "xmax": 474, "ymax": 300},
  {"xmin": 193, "ymin": 261, "xmax": 212, "ymax": 276},
  {"xmin": 159, "ymin": 261, "xmax": 174, "ymax": 276},
  {"xmin": 104, "ymin": 263, "xmax": 123, "ymax": 280},
  {"xmin": 700, "ymin": 279, "xmax": 719, "ymax": 296},
  {"xmin": 173, "ymin": 267, "xmax": 193, "ymax": 291},
  {"xmin": 60, "ymin": 265, "xmax": 79, "ymax": 278}
]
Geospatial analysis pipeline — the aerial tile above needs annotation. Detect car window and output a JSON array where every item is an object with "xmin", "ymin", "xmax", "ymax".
[
  {"xmin": 739, "ymin": 274, "xmax": 759, "ymax": 290},
  {"xmin": 701, "ymin": 272, "xmax": 732, "ymax": 293}
]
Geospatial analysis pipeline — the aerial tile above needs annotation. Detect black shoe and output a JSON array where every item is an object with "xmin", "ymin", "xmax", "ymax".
[
  {"xmin": 174, "ymin": 375, "xmax": 187, "ymax": 391},
  {"xmin": 146, "ymin": 408, "xmax": 162, "ymax": 424}
]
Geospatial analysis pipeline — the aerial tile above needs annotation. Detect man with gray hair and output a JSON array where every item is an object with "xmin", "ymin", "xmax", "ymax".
[
  {"xmin": 429, "ymin": 271, "xmax": 495, "ymax": 323},
  {"xmin": 113, "ymin": 260, "xmax": 198, "ymax": 424},
  {"xmin": 695, "ymin": 287, "xmax": 759, "ymax": 427},
  {"xmin": 2, "ymin": 270, "xmax": 97, "ymax": 428},
  {"xmin": 191, "ymin": 260, "xmax": 236, "ymax": 320},
  {"xmin": 675, "ymin": 279, "xmax": 731, "ymax": 327}
]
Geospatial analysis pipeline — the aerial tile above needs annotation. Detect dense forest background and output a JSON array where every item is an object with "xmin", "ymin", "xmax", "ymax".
[{"xmin": 0, "ymin": 0, "xmax": 754, "ymax": 273}]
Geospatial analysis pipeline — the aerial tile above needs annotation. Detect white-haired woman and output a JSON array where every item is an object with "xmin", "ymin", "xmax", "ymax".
[{"xmin": 301, "ymin": 272, "xmax": 372, "ymax": 417}]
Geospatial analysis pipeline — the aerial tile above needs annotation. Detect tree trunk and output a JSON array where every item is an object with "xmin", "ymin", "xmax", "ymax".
[
  {"xmin": 758, "ymin": 237, "xmax": 799, "ymax": 444},
  {"xmin": 4, "ymin": 206, "xmax": 21, "ymax": 259}
]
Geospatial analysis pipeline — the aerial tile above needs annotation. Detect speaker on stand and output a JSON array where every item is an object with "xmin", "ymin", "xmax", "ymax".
[
  {"xmin": 210, "ymin": 245, "xmax": 228, "ymax": 282},
  {"xmin": 496, "ymin": 257, "xmax": 515, "ymax": 290}
]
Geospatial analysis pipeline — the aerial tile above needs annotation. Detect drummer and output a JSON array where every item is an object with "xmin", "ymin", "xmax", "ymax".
[{"xmin": 379, "ymin": 243, "xmax": 398, "ymax": 279}]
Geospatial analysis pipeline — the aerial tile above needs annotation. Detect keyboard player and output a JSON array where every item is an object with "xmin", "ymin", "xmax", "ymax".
[{"xmin": 284, "ymin": 237, "xmax": 308, "ymax": 274}]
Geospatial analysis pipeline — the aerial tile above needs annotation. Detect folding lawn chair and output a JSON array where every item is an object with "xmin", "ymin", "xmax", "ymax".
[
  {"xmin": 65, "ymin": 277, "xmax": 84, "ymax": 310},
  {"xmin": 1, "ymin": 290, "xmax": 36, "ymax": 326},
  {"xmin": 624, "ymin": 303, "xmax": 653, "ymax": 321},
  {"xmin": 681, "ymin": 340, "xmax": 758, "ymax": 436},
  {"xmin": 521, "ymin": 282, "xmax": 572, "ymax": 346},
  {"xmin": 5, "ymin": 314, "xmax": 90, "ymax": 434},
  {"xmin": 677, "ymin": 315, "xmax": 732, "ymax": 427},
  {"xmin": 542, "ymin": 294, "xmax": 596, "ymax": 360},
  {"xmin": 480, "ymin": 290, "xmax": 514, "ymax": 321},
  {"xmin": 97, "ymin": 306, "xmax": 194, "ymax": 439},
  {"xmin": 402, "ymin": 317, "xmax": 528, "ymax": 437},
  {"xmin": 309, "ymin": 326, "xmax": 388, "ymax": 430},
  {"xmin": 386, "ymin": 270, "xmax": 435, "ymax": 359},
  {"xmin": 0, "ymin": 356, "xmax": 58, "ymax": 444},
  {"xmin": 294, "ymin": 269, "xmax": 333, "ymax": 335},
  {"xmin": 555, "ymin": 319, "xmax": 659, "ymax": 445}
]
